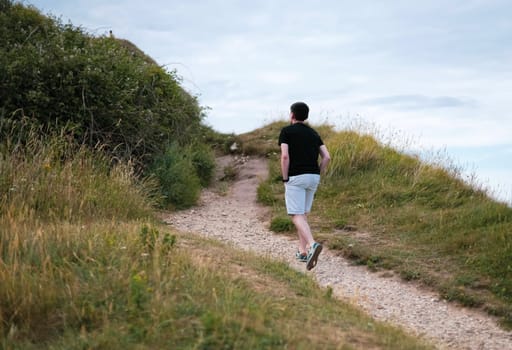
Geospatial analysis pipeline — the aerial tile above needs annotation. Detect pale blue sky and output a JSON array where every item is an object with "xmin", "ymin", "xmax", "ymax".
[{"xmin": 26, "ymin": 0, "xmax": 512, "ymax": 204}]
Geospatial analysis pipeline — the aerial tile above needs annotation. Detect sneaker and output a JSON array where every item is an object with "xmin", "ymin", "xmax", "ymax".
[
  {"xmin": 306, "ymin": 242, "xmax": 323, "ymax": 271},
  {"xmin": 295, "ymin": 251, "xmax": 307, "ymax": 262}
]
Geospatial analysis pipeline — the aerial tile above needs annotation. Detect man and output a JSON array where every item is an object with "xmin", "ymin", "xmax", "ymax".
[{"xmin": 278, "ymin": 102, "xmax": 331, "ymax": 270}]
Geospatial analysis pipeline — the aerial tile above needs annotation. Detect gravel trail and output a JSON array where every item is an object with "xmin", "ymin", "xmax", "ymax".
[{"xmin": 165, "ymin": 156, "xmax": 512, "ymax": 350}]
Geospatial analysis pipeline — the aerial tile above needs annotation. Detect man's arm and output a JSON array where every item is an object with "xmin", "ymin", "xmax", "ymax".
[
  {"xmin": 319, "ymin": 144, "xmax": 331, "ymax": 173},
  {"xmin": 280, "ymin": 143, "xmax": 290, "ymax": 181}
]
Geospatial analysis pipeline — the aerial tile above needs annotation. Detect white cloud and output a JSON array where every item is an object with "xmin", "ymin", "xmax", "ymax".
[{"xmin": 361, "ymin": 95, "xmax": 476, "ymax": 110}]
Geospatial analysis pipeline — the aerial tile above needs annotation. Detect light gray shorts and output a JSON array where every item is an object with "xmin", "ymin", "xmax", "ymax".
[{"xmin": 285, "ymin": 174, "xmax": 321, "ymax": 215}]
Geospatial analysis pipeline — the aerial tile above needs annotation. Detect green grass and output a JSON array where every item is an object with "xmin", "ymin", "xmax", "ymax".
[
  {"xmin": 252, "ymin": 121, "xmax": 512, "ymax": 327},
  {"xmin": 0, "ymin": 127, "xmax": 434, "ymax": 348},
  {"xmin": 1, "ymin": 221, "xmax": 433, "ymax": 349},
  {"xmin": 269, "ymin": 216, "xmax": 294, "ymax": 232},
  {"xmin": 0, "ymin": 128, "xmax": 155, "ymax": 223}
]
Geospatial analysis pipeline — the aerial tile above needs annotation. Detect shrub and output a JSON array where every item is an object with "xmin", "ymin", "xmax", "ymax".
[
  {"xmin": 0, "ymin": 2, "xmax": 206, "ymax": 170},
  {"xmin": 257, "ymin": 181, "xmax": 277, "ymax": 206},
  {"xmin": 150, "ymin": 144, "xmax": 201, "ymax": 209},
  {"xmin": 190, "ymin": 143, "xmax": 216, "ymax": 187},
  {"xmin": 270, "ymin": 216, "xmax": 294, "ymax": 232}
]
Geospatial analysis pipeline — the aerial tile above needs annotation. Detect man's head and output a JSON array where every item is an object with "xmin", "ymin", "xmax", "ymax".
[{"xmin": 290, "ymin": 102, "xmax": 309, "ymax": 121}]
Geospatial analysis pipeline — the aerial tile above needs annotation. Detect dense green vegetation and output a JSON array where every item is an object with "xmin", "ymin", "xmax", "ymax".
[
  {"xmin": 0, "ymin": 0, "xmax": 232, "ymax": 209},
  {"xmin": 248, "ymin": 121, "xmax": 512, "ymax": 327},
  {"xmin": 1, "ymin": 1, "xmax": 203, "ymax": 162}
]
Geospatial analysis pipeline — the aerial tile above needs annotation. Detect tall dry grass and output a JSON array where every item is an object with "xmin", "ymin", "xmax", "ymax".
[
  {"xmin": 0, "ymin": 121, "xmax": 437, "ymax": 348},
  {"xmin": 0, "ymin": 128, "xmax": 155, "ymax": 223},
  {"xmin": 0, "ymin": 124, "xmax": 158, "ymax": 343},
  {"xmin": 258, "ymin": 120, "xmax": 512, "ymax": 326}
]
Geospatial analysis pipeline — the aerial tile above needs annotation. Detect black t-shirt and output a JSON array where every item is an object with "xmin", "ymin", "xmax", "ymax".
[{"xmin": 278, "ymin": 123, "xmax": 324, "ymax": 176}]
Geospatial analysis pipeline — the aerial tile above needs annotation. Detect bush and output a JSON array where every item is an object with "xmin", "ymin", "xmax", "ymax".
[
  {"xmin": 150, "ymin": 144, "xmax": 201, "ymax": 209},
  {"xmin": 190, "ymin": 143, "xmax": 215, "ymax": 187},
  {"xmin": 0, "ymin": 2, "xmax": 206, "ymax": 170},
  {"xmin": 270, "ymin": 216, "xmax": 294, "ymax": 232},
  {"xmin": 257, "ymin": 181, "xmax": 277, "ymax": 206}
]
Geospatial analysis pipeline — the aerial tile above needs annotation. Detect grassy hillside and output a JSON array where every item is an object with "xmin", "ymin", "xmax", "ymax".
[
  {"xmin": 0, "ymin": 127, "xmax": 433, "ymax": 349},
  {"xmin": 248, "ymin": 121, "xmax": 512, "ymax": 327}
]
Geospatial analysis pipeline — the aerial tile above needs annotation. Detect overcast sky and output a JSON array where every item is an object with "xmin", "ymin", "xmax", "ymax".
[{"xmin": 27, "ymin": 0, "xmax": 512, "ymax": 204}]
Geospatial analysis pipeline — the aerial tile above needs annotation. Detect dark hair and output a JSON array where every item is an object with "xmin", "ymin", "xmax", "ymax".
[{"xmin": 290, "ymin": 102, "xmax": 309, "ymax": 121}]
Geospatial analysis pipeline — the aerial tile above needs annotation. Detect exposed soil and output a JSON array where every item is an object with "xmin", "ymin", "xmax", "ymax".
[{"xmin": 164, "ymin": 155, "xmax": 512, "ymax": 350}]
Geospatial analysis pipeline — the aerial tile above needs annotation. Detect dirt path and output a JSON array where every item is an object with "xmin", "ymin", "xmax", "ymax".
[{"xmin": 165, "ymin": 155, "xmax": 512, "ymax": 350}]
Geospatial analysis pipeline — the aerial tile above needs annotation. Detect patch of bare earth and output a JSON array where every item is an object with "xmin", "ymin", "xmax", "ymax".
[{"xmin": 164, "ymin": 155, "xmax": 512, "ymax": 350}]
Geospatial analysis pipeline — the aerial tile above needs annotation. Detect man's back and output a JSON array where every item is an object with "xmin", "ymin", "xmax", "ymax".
[{"xmin": 278, "ymin": 123, "xmax": 323, "ymax": 176}]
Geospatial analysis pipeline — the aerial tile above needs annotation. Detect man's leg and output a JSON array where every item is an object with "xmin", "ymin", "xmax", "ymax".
[
  {"xmin": 298, "ymin": 232, "xmax": 307, "ymax": 254},
  {"xmin": 292, "ymin": 214, "xmax": 315, "ymax": 251},
  {"xmin": 292, "ymin": 175, "xmax": 322, "ymax": 269}
]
